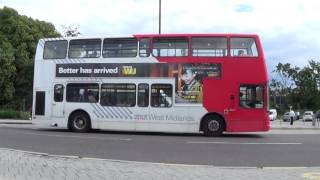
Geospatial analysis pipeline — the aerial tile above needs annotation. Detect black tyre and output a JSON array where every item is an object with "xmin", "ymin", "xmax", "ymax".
[
  {"xmin": 69, "ymin": 111, "xmax": 91, "ymax": 132},
  {"xmin": 202, "ymin": 115, "xmax": 225, "ymax": 137}
]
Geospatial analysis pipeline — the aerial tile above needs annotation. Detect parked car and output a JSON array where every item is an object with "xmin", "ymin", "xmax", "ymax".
[
  {"xmin": 303, "ymin": 111, "xmax": 314, "ymax": 121},
  {"xmin": 283, "ymin": 111, "xmax": 296, "ymax": 122},
  {"xmin": 268, "ymin": 109, "xmax": 277, "ymax": 121}
]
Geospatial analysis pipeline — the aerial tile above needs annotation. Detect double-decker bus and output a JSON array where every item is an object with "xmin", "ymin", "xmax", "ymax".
[{"xmin": 32, "ymin": 34, "xmax": 270, "ymax": 136}]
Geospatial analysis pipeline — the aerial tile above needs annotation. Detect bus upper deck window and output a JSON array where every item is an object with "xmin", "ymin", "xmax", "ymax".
[
  {"xmin": 44, "ymin": 40, "xmax": 68, "ymax": 59},
  {"xmin": 192, "ymin": 37, "xmax": 227, "ymax": 57},
  {"xmin": 152, "ymin": 38, "xmax": 188, "ymax": 57},
  {"xmin": 139, "ymin": 38, "xmax": 150, "ymax": 57},
  {"xmin": 68, "ymin": 39, "xmax": 101, "ymax": 59},
  {"xmin": 231, "ymin": 38, "xmax": 258, "ymax": 57},
  {"xmin": 103, "ymin": 38, "xmax": 137, "ymax": 58}
]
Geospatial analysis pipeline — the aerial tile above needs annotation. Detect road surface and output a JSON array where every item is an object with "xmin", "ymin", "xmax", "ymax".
[{"xmin": 0, "ymin": 124, "xmax": 320, "ymax": 167}]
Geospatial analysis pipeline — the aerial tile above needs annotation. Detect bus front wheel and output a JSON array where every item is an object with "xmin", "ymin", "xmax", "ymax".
[
  {"xmin": 202, "ymin": 115, "xmax": 225, "ymax": 137},
  {"xmin": 69, "ymin": 111, "xmax": 91, "ymax": 133}
]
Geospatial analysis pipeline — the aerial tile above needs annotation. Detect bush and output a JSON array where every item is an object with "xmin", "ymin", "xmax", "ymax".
[
  {"xmin": 0, "ymin": 109, "xmax": 16, "ymax": 118},
  {"xmin": 0, "ymin": 109, "xmax": 31, "ymax": 120},
  {"xmin": 17, "ymin": 111, "xmax": 31, "ymax": 120}
]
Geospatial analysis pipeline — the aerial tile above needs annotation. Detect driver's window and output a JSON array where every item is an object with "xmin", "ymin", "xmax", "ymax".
[{"xmin": 239, "ymin": 85, "xmax": 263, "ymax": 108}]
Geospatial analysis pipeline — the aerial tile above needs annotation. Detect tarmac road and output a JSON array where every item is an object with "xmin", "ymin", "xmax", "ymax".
[{"xmin": 1, "ymin": 124, "xmax": 320, "ymax": 167}]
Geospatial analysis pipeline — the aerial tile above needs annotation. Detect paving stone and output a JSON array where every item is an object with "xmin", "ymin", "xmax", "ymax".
[{"xmin": 0, "ymin": 148, "xmax": 319, "ymax": 180}]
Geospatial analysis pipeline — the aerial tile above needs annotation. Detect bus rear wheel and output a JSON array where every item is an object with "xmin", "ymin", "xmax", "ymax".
[
  {"xmin": 202, "ymin": 115, "xmax": 225, "ymax": 137},
  {"xmin": 69, "ymin": 111, "xmax": 91, "ymax": 133}
]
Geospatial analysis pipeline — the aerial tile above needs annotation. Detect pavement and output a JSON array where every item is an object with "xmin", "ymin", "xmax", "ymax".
[
  {"xmin": 1, "ymin": 119, "xmax": 320, "ymax": 179},
  {"xmin": 0, "ymin": 119, "xmax": 32, "ymax": 124},
  {"xmin": 270, "ymin": 119, "xmax": 320, "ymax": 129},
  {"xmin": 0, "ymin": 147, "xmax": 320, "ymax": 180}
]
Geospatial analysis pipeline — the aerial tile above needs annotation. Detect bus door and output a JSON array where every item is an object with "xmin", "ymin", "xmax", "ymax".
[
  {"xmin": 226, "ymin": 84, "xmax": 265, "ymax": 131},
  {"xmin": 52, "ymin": 83, "xmax": 65, "ymax": 117}
]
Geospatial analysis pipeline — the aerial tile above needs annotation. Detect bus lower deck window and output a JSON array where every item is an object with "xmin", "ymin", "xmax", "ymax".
[
  {"xmin": 151, "ymin": 84, "xmax": 173, "ymax": 107},
  {"xmin": 54, "ymin": 84, "xmax": 64, "ymax": 102},
  {"xmin": 138, "ymin": 84, "xmax": 149, "ymax": 107},
  {"xmin": 66, "ymin": 83, "xmax": 99, "ymax": 103},
  {"xmin": 100, "ymin": 84, "xmax": 136, "ymax": 107}
]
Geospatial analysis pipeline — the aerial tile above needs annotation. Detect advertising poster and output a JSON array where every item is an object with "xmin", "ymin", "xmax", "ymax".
[
  {"xmin": 56, "ymin": 63, "xmax": 221, "ymax": 104},
  {"xmin": 176, "ymin": 63, "xmax": 220, "ymax": 103}
]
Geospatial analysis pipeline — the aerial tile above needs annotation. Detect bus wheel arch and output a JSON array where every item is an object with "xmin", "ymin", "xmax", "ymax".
[
  {"xmin": 200, "ymin": 113, "xmax": 226, "ymax": 137},
  {"xmin": 68, "ymin": 109, "xmax": 91, "ymax": 132}
]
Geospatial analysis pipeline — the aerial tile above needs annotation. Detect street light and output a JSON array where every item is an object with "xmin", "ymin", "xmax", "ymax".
[{"xmin": 159, "ymin": 0, "xmax": 161, "ymax": 34}]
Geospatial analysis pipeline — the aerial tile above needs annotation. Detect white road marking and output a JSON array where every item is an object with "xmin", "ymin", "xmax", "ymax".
[
  {"xmin": 21, "ymin": 132, "xmax": 131, "ymax": 141},
  {"xmin": 186, "ymin": 141, "xmax": 302, "ymax": 145},
  {"xmin": 264, "ymin": 167, "xmax": 307, "ymax": 170}
]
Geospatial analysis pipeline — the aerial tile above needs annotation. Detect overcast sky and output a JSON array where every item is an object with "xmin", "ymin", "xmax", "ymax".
[{"xmin": 1, "ymin": 0, "xmax": 320, "ymax": 74}]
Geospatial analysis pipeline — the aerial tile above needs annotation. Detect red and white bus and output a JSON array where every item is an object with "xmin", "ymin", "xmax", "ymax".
[{"xmin": 32, "ymin": 34, "xmax": 270, "ymax": 136}]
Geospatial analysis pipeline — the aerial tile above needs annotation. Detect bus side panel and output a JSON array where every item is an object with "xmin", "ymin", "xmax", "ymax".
[
  {"xmin": 203, "ymin": 79, "xmax": 230, "ymax": 128},
  {"xmin": 139, "ymin": 106, "xmax": 205, "ymax": 133},
  {"xmin": 203, "ymin": 79, "xmax": 268, "ymax": 132},
  {"xmin": 224, "ymin": 61, "xmax": 269, "ymax": 132},
  {"xmin": 65, "ymin": 103, "xmax": 135, "ymax": 131}
]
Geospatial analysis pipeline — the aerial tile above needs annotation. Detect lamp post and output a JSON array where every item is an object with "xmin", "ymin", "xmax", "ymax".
[{"xmin": 159, "ymin": 0, "xmax": 161, "ymax": 34}]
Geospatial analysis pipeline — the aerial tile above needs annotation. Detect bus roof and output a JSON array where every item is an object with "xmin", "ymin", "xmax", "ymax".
[
  {"xmin": 40, "ymin": 33, "xmax": 260, "ymax": 41},
  {"xmin": 134, "ymin": 33, "xmax": 259, "ymax": 38}
]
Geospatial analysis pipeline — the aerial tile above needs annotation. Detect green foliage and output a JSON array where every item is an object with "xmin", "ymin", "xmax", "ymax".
[
  {"xmin": 271, "ymin": 60, "xmax": 320, "ymax": 112},
  {"xmin": 0, "ymin": 33, "xmax": 16, "ymax": 105},
  {"xmin": 0, "ymin": 109, "xmax": 31, "ymax": 120},
  {"xmin": 0, "ymin": 109, "xmax": 16, "ymax": 119},
  {"xmin": 18, "ymin": 111, "xmax": 31, "ymax": 120},
  {"xmin": 0, "ymin": 6, "xmax": 60, "ymax": 110}
]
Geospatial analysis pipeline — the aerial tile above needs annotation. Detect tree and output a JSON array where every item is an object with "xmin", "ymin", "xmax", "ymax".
[
  {"xmin": 292, "ymin": 60, "xmax": 320, "ymax": 110},
  {"xmin": 271, "ymin": 61, "xmax": 320, "ymax": 112},
  {"xmin": 61, "ymin": 25, "xmax": 81, "ymax": 37},
  {"xmin": 0, "ymin": 33, "xmax": 16, "ymax": 106},
  {"xmin": 270, "ymin": 63, "xmax": 298, "ymax": 110},
  {"xmin": 0, "ymin": 6, "xmax": 60, "ymax": 110}
]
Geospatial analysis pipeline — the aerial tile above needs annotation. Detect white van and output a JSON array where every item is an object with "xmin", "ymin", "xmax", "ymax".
[{"xmin": 269, "ymin": 109, "xmax": 277, "ymax": 121}]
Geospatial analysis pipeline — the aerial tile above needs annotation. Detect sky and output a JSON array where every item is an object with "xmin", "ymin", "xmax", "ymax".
[{"xmin": 1, "ymin": 0, "xmax": 320, "ymax": 75}]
